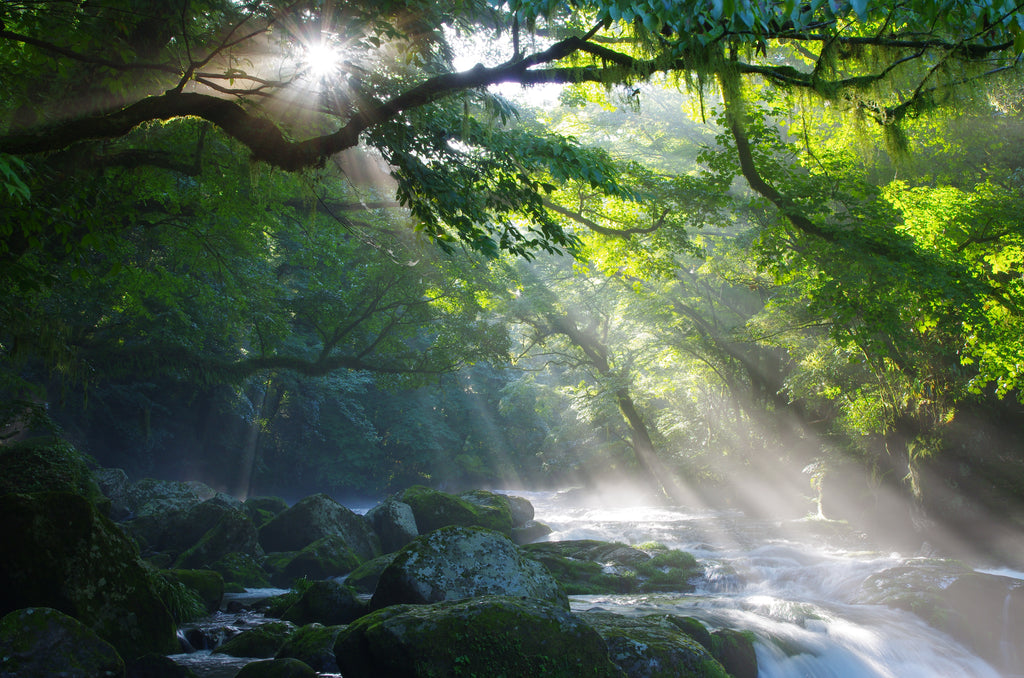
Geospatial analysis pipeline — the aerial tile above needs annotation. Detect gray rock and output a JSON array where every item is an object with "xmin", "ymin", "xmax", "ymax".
[
  {"xmin": 370, "ymin": 525, "xmax": 567, "ymax": 610},
  {"xmin": 0, "ymin": 607, "xmax": 125, "ymax": 678},
  {"xmin": 364, "ymin": 498, "xmax": 418, "ymax": 552},
  {"xmin": 505, "ymin": 494, "xmax": 536, "ymax": 526}
]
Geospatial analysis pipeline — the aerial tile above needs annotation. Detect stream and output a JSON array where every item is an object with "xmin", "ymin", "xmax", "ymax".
[
  {"xmin": 524, "ymin": 489, "xmax": 1020, "ymax": 678},
  {"xmin": 172, "ymin": 489, "xmax": 1023, "ymax": 677}
]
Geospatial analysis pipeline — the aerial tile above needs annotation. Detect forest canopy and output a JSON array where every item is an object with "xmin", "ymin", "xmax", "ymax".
[{"xmin": 2, "ymin": 0, "xmax": 1024, "ymax": 544}]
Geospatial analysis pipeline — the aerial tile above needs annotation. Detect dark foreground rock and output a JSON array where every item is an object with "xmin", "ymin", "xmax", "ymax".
[
  {"xmin": 212, "ymin": 620, "xmax": 296, "ymax": 659},
  {"xmin": 371, "ymin": 525, "xmax": 567, "ymax": 609},
  {"xmin": 0, "ymin": 606, "xmax": 125, "ymax": 678},
  {"xmin": 234, "ymin": 657, "xmax": 317, "ymax": 678},
  {"xmin": 281, "ymin": 580, "xmax": 366, "ymax": 626},
  {"xmin": 579, "ymin": 611, "xmax": 732, "ymax": 678},
  {"xmin": 0, "ymin": 491, "xmax": 178, "ymax": 659},
  {"xmin": 275, "ymin": 623, "xmax": 344, "ymax": 673},
  {"xmin": 334, "ymin": 595, "xmax": 625, "ymax": 678}
]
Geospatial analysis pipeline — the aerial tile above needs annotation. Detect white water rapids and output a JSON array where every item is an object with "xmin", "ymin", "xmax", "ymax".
[{"xmin": 522, "ymin": 489, "xmax": 1017, "ymax": 678}]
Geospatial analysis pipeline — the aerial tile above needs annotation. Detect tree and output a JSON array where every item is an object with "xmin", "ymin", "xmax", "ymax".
[{"xmin": 3, "ymin": 1, "xmax": 1022, "ymax": 254}]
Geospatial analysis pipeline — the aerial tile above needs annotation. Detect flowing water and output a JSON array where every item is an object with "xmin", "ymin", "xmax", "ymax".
[
  {"xmin": 522, "ymin": 489, "xmax": 1019, "ymax": 678},
  {"xmin": 170, "ymin": 489, "xmax": 1022, "ymax": 677}
]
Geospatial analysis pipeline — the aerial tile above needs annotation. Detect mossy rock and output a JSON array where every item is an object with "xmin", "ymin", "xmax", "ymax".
[
  {"xmin": 173, "ymin": 508, "xmax": 263, "ymax": 570},
  {"xmin": 523, "ymin": 549, "xmax": 638, "ymax": 595},
  {"xmin": 267, "ymin": 535, "xmax": 362, "ymax": 587},
  {"xmin": 665, "ymin": 615, "xmax": 714, "ymax": 650},
  {"xmin": 0, "ymin": 438, "xmax": 108, "ymax": 511},
  {"xmin": 234, "ymin": 658, "xmax": 317, "ymax": 678},
  {"xmin": 282, "ymin": 580, "xmax": 366, "ymax": 626},
  {"xmin": 210, "ymin": 552, "xmax": 270, "ymax": 589},
  {"xmin": 522, "ymin": 540, "xmax": 701, "ymax": 594},
  {"xmin": 343, "ymin": 553, "xmax": 398, "ymax": 594},
  {"xmin": 164, "ymin": 569, "xmax": 224, "ymax": 614},
  {"xmin": 212, "ymin": 621, "xmax": 297, "ymax": 658},
  {"xmin": 710, "ymin": 628, "xmax": 758, "ymax": 678},
  {"xmin": 125, "ymin": 652, "xmax": 199, "ymax": 678},
  {"xmin": 0, "ymin": 607, "xmax": 125, "ymax": 678},
  {"xmin": 401, "ymin": 486, "xmax": 513, "ymax": 536},
  {"xmin": 0, "ymin": 491, "xmax": 178, "ymax": 659},
  {"xmin": 154, "ymin": 573, "xmax": 207, "ymax": 625},
  {"xmin": 636, "ymin": 549, "xmax": 702, "ymax": 592},
  {"xmin": 334, "ymin": 595, "xmax": 625, "ymax": 678},
  {"xmin": 579, "ymin": 610, "xmax": 730, "ymax": 678},
  {"xmin": 275, "ymin": 623, "xmax": 343, "ymax": 673},
  {"xmin": 370, "ymin": 525, "xmax": 567, "ymax": 610},
  {"xmin": 245, "ymin": 496, "xmax": 290, "ymax": 528},
  {"xmin": 259, "ymin": 494, "xmax": 380, "ymax": 560}
]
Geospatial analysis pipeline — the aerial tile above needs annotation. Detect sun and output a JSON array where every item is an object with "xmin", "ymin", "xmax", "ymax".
[{"xmin": 301, "ymin": 39, "xmax": 344, "ymax": 81}]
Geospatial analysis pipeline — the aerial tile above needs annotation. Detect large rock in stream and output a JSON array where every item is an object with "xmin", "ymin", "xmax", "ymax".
[
  {"xmin": 334, "ymin": 595, "xmax": 625, "ymax": 678},
  {"xmin": 259, "ymin": 493, "xmax": 379, "ymax": 560},
  {"xmin": 370, "ymin": 525, "xmax": 567, "ymax": 610},
  {"xmin": 400, "ymin": 486, "xmax": 514, "ymax": 536},
  {"xmin": 0, "ymin": 491, "xmax": 179, "ymax": 659},
  {"xmin": 578, "ymin": 611, "xmax": 734, "ymax": 678},
  {"xmin": 858, "ymin": 560, "xmax": 1024, "ymax": 675}
]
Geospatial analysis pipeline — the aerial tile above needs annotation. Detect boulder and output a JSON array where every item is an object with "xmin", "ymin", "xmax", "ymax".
[
  {"xmin": 858, "ymin": 560, "xmax": 1024, "ymax": 675},
  {"xmin": 523, "ymin": 540, "xmax": 702, "ymax": 594},
  {"xmin": 94, "ymin": 467, "xmax": 132, "ymax": 519},
  {"xmin": 0, "ymin": 438, "xmax": 108, "ymax": 510},
  {"xmin": 710, "ymin": 628, "xmax": 758, "ymax": 678},
  {"xmin": 513, "ymin": 519, "xmax": 553, "ymax": 545},
  {"xmin": 126, "ymin": 478, "xmax": 210, "ymax": 518},
  {"xmin": 578, "ymin": 610, "xmax": 730, "ymax": 678},
  {"xmin": 164, "ymin": 569, "xmax": 224, "ymax": 614},
  {"xmin": 125, "ymin": 653, "xmax": 199, "ymax": 678},
  {"xmin": 166, "ymin": 493, "xmax": 245, "ymax": 554},
  {"xmin": 504, "ymin": 493, "xmax": 536, "ymax": 526},
  {"xmin": 266, "ymin": 535, "xmax": 362, "ymax": 587},
  {"xmin": 275, "ymin": 624, "xmax": 343, "ymax": 673},
  {"xmin": 0, "ymin": 491, "xmax": 178, "ymax": 659},
  {"xmin": 344, "ymin": 553, "xmax": 398, "ymax": 594},
  {"xmin": 364, "ymin": 498, "xmax": 418, "ymax": 552},
  {"xmin": 458, "ymin": 489, "xmax": 515, "ymax": 534},
  {"xmin": 173, "ymin": 507, "xmax": 263, "ymax": 570},
  {"xmin": 400, "ymin": 486, "xmax": 512, "ymax": 536},
  {"xmin": 121, "ymin": 479, "xmax": 210, "ymax": 554},
  {"xmin": 234, "ymin": 658, "xmax": 317, "ymax": 678},
  {"xmin": 212, "ymin": 621, "xmax": 296, "ymax": 659},
  {"xmin": 281, "ymin": 580, "xmax": 366, "ymax": 626},
  {"xmin": 258, "ymin": 493, "xmax": 379, "ymax": 560},
  {"xmin": 245, "ymin": 496, "xmax": 290, "ymax": 528},
  {"xmin": 370, "ymin": 525, "xmax": 567, "ymax": 610},
  {"xmin": 334, "ymin": 595, "xmax": 625, "ymax": 678},
  {"xmin": 0, "ymin": 607, "xmax": 125, "ymax": 678},
  {"xmin": 209, "ymin": 552, "xmax": 271, "ymax": 589}
]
